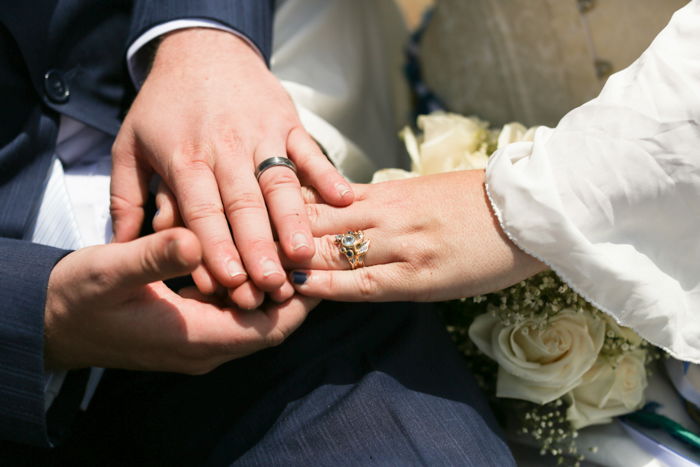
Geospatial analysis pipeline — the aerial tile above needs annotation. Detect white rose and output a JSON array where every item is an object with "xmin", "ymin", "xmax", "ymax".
[
  {"xmin": 416, "ymin": 112, "xmax": 490, "ymax": 173},
  {"xmin": 370, "ymin": 168, "xmax": 418, "ymax": 183},
  {"xmin": 373, "ymin": 113, "xmax": 540, "ymax": 182},
  {"xmin": 385, "ymin": 112, "xmax": 490, "ymax": 180},
  {"xmin": 496, "ymin": 122, "xmax": 539, "ymax": 149},
  {"xmin": 565, "ymin": 351, "xmax": 648, "ymax": 429},
  {"xmin": 370, "ymin": 125, "xmax": 427, "ymax": 182},
  {"xmin": 469, "ymin": 310, "xmax": 605, "ymax": 404}
]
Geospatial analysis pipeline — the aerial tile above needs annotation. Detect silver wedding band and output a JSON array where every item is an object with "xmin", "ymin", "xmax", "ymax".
[{"xmin": 255, "ymin": 157, "xmax": 297, "ymax": 181}]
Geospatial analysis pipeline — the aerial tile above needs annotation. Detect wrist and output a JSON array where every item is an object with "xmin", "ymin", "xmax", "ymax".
[
  {"xmin": 153, "ymin": 27, "xmax": 264, "ymax": 73},
  {"xmin": 44, "ymin": 253, "xmax": 79, "ymax": 371},
  {"xmin": 461, "ymin": 170, "xmax": 546, "ymax": 293},
  {"xmin": 477, "ymin": 172, "xmax": 547, "ymax": 283}
]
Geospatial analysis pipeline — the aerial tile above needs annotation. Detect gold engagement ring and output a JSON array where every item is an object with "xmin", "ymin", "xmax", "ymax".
[{"xmin": 335, "ymin": 230, "xmax": 370, "ymax": 269}]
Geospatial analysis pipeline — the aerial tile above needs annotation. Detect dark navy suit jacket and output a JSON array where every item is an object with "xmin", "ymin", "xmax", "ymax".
[{"xmin": 0, "ymin": 0, "xmax": 273, "ymax": 447}]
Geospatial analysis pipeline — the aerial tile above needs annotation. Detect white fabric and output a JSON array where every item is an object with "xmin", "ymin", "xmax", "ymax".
[
  {"xmin": 56, "ymin": 120, "xmax": 113, "ymax": 410},
  {"xmin": 30, "ymin": 159, "xmax": 84, "ymax": 252},
  {"xmin": 127, "ymin": 19, "xmax": 262, "ymax": 88},
  {"xmin": 33, "ymin": 116, "xmax": 113, "ymax": 411},
  {"xmin": 486, "ymin": 1, "xmax": 700, "ymax": 362},
  {"xmin": 272, "ymin": 0, "xmax": 409, "ymax": 181},
  {"xmin": 30, "ymin": 158, "xmax": 82, "ymax": 410}
]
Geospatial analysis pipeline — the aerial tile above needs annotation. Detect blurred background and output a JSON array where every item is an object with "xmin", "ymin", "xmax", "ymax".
[{"xmin": 395, "ymin": 0, "xmax": 434, "ymax": 28}]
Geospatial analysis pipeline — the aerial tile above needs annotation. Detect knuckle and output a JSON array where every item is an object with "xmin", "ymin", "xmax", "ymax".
[
  {"xmin": 85, "ymin": 266, "xmax": 113, "ymax": 290},
  {"xmin": 288, "ymin": 125, "xmax": 313, "ymax": 147},
  {"xmin": 355, "ymin": 268, "xmax": 377, "ymax": 298},
  {"xmin": 260, "ymin": 170, "xmax": 300, "ymax": 197},
  {"xmin": 216, "ymin": 130, "xmax": 248, "ymax": 156},
  {"xmin": 185, "ymin": 201, "xmax": 225, "ymax": 224},
  {"xmin": 305, "ymin": 203, "xmax": 320, "ymax": 224},
  {"xmin": 109, "ymin": 193, "xmax": 136, "ymax": 216},
  {"xmin": 179, "ymin": 157, "xmax": 211, "ymax": 174},
  {"xmin": 321, "ymin": 236, "xmax": 340, "ymax": 267},
  {"xmin": 139, "ymin": 241, "xmax": 163, "ymax": 275},
  {"xmin": 412, "ymin": 238, "xmax": 438, "ymax": 266},
  {"xmin": 222, "ymin": 191, "xmax": 264, "ymax": 218},
  {"xmin": 355, "ymin": 189, "xmax": 371, "ymax": 203},
  {"xmin": 167, "ymin": 152, "xmax": 211, "ymax": 181}
]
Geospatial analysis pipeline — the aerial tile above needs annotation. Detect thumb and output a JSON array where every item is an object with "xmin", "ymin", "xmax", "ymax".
[
  {"xmin": 110, "ymin": 137, "xmax": 151, "ymax": 242},
  {"xmin": 108, "ymin": 228, "xmax": 202, "ymax": 289}
]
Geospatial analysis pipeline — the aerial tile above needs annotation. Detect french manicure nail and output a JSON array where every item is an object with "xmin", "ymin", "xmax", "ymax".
[
  {"xmin": 261, "ymin": 258, "xmax": 283, "ymax": 278},
  {"xmin": 227, "ymin": 260, "xmax": 246, "ymax": 279},
  {"xmin": 291, "ymin": 271, "xmax": 308, "ymax": 285},
  {"xmin": 292, "ymin": 232, "xmax": 310, "ymax": 251},
  {"xmin": 335, "ymin": 182, "xmax": 351, "ymax": 198}
]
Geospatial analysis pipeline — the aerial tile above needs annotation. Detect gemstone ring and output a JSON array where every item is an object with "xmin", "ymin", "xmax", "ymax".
[{"xmin": 334, "ymin": 230, "xmax": 370, "ymax": 269}]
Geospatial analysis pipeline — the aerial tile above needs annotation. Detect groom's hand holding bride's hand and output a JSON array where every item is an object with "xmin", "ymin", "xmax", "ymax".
[
  {"xmin": 44, "ymin": 228, "xmax": 319, "ymax": 372},
  {"xmin": 285, "ymin": 170, "xmax": 546, "ymax": 302},
  {"xmin": 149, "ymin": 169, "xmax": 542, "ymax": 304},
  {"xmin": 110, "ymin": 28, "xmax": 353, "ymax": 309}
]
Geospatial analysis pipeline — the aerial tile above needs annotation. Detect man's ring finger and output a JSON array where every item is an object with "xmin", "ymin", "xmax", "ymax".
[{"xmin": 255, "ymin": 157, "xmax": 298, "ymax": 181}]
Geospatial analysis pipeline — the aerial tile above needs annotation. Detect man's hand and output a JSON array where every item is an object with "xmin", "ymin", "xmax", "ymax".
[
  {"xmin": 45, "ymin": 228, "xmax": 318, "ymax": 373},
  {"xmin": 110, "ymin": 28, "xmax": 353, "ymax": 301}
]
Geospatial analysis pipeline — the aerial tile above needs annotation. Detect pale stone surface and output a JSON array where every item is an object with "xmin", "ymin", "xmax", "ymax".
[{"xmin": 420, "ymin": 0, "xmax": 687, "ymax": 127}]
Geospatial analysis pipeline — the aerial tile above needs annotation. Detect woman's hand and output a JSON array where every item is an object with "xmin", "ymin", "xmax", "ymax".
[{"xmin": 285, "ymin": 170, "xmax": 546, "ymax": 302}]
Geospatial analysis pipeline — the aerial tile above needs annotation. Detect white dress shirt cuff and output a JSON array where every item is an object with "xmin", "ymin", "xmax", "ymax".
[{"xmin": 127, "ymin": 19, "xmax": 264, "ymax": 88}]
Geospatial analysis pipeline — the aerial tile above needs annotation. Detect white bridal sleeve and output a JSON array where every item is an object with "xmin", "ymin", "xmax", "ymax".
[
  {"xmin": 486, "ymin": 0, "xmax": 700, "ymax": 362},
  {"xmin": 271, "ymin": 0, "xmax": 409, "ymax": 182}
]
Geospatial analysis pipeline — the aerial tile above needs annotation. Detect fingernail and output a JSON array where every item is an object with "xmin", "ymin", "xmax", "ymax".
[
  {"xmin": 227, "ymin": 260, "xmax": 246, "ymax": 279},
  {"xmin": 291, "ymin": 271, "xmax": 308, "ymax": 285},
  {"xmin": 261, "ymin": 258, "xmax": 283, "ymax": 278},
  {"xmin": 335, "ymin": 182, "xmax": 351, "ymax": 199},
  {"xmin": 292, "ymin": 232, "xmax": 310, "ymax": 251}
]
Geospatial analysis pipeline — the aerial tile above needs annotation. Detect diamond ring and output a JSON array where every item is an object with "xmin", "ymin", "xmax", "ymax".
[{"xmin": 334, "ymin": 230, "xmax": 370, "ymax": 269}]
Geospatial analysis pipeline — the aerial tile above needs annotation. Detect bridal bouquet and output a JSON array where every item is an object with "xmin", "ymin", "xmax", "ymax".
[{"xmin": 374, "ymin": 112, "xmax": 658, "ymax": 464}]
